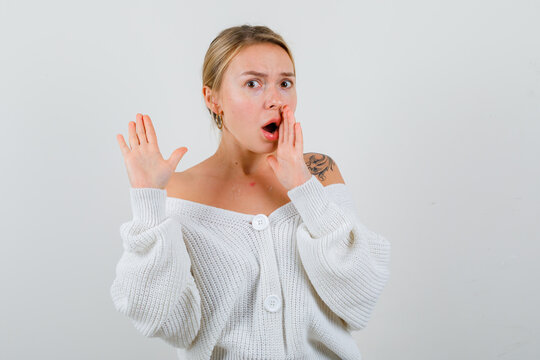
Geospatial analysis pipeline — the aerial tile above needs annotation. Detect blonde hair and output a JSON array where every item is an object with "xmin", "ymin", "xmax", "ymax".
[{"xmin": 202, "ymin": 24, "xmax": 296, "ymax": 130}]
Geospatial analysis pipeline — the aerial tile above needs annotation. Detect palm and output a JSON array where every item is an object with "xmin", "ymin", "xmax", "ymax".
[
  {"xmin": 267, "ymin": 105, "xmax": 310, "ymax": 190},
  {"xmin": 117, "ymin": 113, "xmax": 188, "ymax": 189}
]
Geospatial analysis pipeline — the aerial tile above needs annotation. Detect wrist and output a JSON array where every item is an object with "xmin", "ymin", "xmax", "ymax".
[{"xmin": 289, "ymin": 169, "xmax": 313, "ymax": 190}]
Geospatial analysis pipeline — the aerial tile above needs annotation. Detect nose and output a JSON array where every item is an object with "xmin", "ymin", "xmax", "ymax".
[{"xmin": 266, "ymin": 86, "xmax": 284, "ymax": 111}]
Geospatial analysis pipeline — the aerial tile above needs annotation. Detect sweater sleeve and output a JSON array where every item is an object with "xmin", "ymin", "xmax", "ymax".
[
  {"xmin": 109, "ymin": 187, "xmax": 202, "ymax": 348},
  {"xmin": 287, "ymin": 175, "xmax": 391, "ymax": 332}
]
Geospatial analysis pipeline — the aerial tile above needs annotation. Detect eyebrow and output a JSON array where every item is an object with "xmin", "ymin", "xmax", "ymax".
[{"xmin": 239, "ymin": 71, "xmax": 295, "ymax": 78}]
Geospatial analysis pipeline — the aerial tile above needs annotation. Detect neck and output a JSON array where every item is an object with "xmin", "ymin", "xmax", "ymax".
[{"xmin": 211, "ymin": 131, "xmax": 276, "ymax": 180}]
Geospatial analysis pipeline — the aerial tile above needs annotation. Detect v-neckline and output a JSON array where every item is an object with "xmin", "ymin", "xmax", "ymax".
[
  {"xmin": 166, "ymin": 196, "xmax": 297, "ymax": 222},
  {"xmin": 166, "ymin": 182, "xmax": 345, "ymax": 223}
]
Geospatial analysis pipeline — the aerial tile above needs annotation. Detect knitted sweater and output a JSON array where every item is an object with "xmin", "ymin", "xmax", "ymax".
[{"xmin": 110, "ymin": 174, "xmax": 391, "ymax": 360}]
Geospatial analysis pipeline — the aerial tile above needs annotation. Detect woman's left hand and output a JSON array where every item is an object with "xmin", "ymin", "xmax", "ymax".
[{"xmin": 266, "ymin": 105, "xmax": 312, "ymax": 191}]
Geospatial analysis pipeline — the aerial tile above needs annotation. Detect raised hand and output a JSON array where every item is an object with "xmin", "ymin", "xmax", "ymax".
[
  {"xmin": 116, "ymin": 113, "xmax": 188, "ymax": 189},
  {"xmin": 266, "ymin": 105, "xmax": 312, "ymax": 190}
]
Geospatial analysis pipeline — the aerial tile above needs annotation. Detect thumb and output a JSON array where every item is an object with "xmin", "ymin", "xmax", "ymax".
[
  {"xmin": 266, "ymin": 155, "xmax": 278, "ymax": 174},
  {"xmin": 168, "ymin": 147, "xmax": 188, "ymax": 171}
]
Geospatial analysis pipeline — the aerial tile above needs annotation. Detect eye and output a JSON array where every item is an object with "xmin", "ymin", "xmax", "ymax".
[
  {"xmin": 282, "ymin": 79, "xmax": 294, "ymax": 88},
  {"xmin": 246, "ymin": 80, "xmax": 260, "ymax": 88}
]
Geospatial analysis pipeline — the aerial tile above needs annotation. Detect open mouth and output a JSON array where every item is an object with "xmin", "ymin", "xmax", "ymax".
[
  {"xmin": 261, "ymin": 121, "xmax": 279, "ymax": 141},
  {"xmin": 262, "ymin": 122, "xmax": 278, "ymax": 133}
]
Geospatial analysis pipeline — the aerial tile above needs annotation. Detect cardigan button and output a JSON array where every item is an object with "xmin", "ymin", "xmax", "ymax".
[
  {"xmin": 251, "ymin": 214, "xmax": 269, "ymax": 230},
  {"xmin": 264, "ymin": 294, "xmax": 281, "ymax": 312}
]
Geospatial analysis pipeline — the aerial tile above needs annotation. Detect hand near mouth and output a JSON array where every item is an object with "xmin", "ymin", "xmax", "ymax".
[{"xmin": 266, "ymin": 105, "xmax": 312, "ymax": 191}]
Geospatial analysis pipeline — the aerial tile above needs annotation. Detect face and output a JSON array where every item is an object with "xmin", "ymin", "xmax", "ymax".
[{"xmin": 204, "ymin": 42, "xmax": 297, "ymax": 152}]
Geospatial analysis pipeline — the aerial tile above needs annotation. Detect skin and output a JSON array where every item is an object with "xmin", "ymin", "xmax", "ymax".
[
  {"xmin": 202, "ymin": 42, "xmax": 311, "ymax": 190},
  {"xmin": 116, "ymin": 42, "xmax": 344, "ymax": 214}
]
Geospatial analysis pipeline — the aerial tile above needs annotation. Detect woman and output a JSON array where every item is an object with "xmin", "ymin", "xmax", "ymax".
[{"xmin": 111, "ymin": 24, "xmax": 391, "ymax": 360}]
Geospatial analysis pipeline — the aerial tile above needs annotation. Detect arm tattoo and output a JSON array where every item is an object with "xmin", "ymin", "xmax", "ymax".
[{"xmin": 304, "ymin": 153, "xmax": 335, "ymax": 182}]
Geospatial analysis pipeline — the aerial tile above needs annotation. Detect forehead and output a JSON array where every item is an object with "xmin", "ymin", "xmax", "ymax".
[{"xmin": 227, "ymin": 43, "xmax": 293, "ymax": 76}]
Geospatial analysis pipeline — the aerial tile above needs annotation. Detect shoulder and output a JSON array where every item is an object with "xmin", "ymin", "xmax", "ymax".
[
  {"xmin": 303, "ymin": 152, "xmax": 346, "ymax": 186},
  {"xmin": 165, "ymin": 159, "xmax": 217, "ymax": 200},
  {"xmin": 165, "ymin": 170, "xmax": 191, "ymax": 199},
  {"xmin": 165, "ymin": 162, "xmax": 202, "ymax": 199}
]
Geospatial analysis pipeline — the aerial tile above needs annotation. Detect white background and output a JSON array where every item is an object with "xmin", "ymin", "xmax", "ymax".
[{"xmin": 1, "ymin": 0, "xmax": 539, "ymax": 359}]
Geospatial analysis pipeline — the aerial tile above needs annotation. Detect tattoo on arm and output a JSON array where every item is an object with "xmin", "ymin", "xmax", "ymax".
[{"xmin": 304, "ymin": 153, "xmax": 335, "ymax": 181}]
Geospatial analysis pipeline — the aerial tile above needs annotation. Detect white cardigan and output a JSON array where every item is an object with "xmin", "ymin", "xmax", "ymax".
[{"xmin": 110, "ymin": 174, "xmax": 391, "ymax": 359}]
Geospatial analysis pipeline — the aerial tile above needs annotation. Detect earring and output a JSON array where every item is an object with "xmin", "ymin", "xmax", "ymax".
[{"xmin": 215, "ymin": 112, "xmax": 223, "ymax": 130}]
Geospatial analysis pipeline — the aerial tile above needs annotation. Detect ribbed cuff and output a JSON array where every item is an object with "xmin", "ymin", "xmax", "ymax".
[
  {"xmin": 287, "ymin": 175, "xmax": 351, "ymax": 238},
  {"xmin": 129, "ymin": 187, "xmax": 167, "ymax": 228}
]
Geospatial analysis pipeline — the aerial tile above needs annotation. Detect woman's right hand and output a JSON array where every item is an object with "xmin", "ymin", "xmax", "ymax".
[{"xmin": 116, "ymin": 113, "xmax": 188, "ymax": 189}]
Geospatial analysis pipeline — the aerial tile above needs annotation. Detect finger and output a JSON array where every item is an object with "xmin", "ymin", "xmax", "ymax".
[
  {"xmin": 143, "ymin": 115, "xmax": 158, "ymax": 144},
  {"xmin": 283, "ymin": 105, "xmax": 290, "ymax": 144},
  {"xmin": 168, "ymin": 147, "xmax": 188, "ymax": 171},
  {"xmin": 128, "ymin": 120, "xmax": 139, "ymax": 148},
  {"xmin": 286, "ymin": 106, "xmax": 294, "ymax": 146},
  {"xmin": 278, "ymin": 107, "xmax": 285, "ymax": 145},
  {"xmin": 267, "ymin": 154, "xmax": 278, "ymax": 173},
  {"xmin": 137, "ymin": 114, "xmax": 148, "ymax": 145},
  {"xmin": 116, "ymin": 134, "xmax": 130, "ymax": 156},
  {"xmin": 295, "ymin": 122, "xmax": 303, "ymax": 150},
  {"xmin": 288, "ymin": 107, "xmax": 296, "ymax": 146}
]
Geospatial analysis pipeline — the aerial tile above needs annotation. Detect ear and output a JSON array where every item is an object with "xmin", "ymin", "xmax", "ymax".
[{"xmin": 202, "ymin": 85, "xmax": 221, "ymax": 114}]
